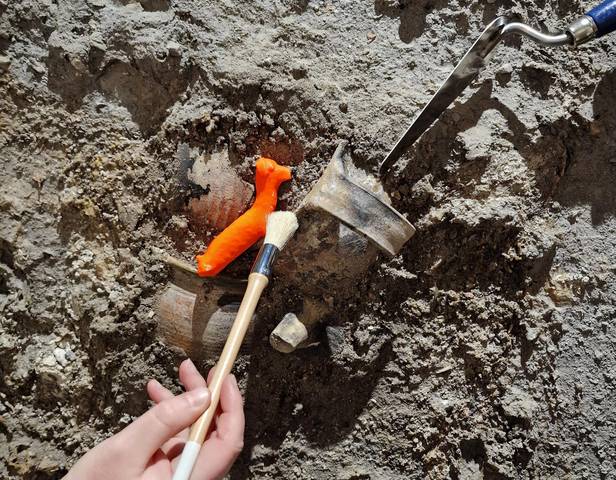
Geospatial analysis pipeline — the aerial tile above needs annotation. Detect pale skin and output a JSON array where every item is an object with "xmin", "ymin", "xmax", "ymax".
[{"xmin": 64, "ymin": 359, "xmax": 245, "ymax": 480}]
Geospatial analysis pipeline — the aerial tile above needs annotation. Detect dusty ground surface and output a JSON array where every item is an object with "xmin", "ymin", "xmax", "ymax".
[{"xmin": 1, "ymin": 0, "xmax": 616, "ymax": 478}]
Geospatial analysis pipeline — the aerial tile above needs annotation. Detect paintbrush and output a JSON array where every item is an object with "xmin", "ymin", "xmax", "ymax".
[{"xmin": 172, "ymin": 211, "xmax": 299, "ymax": 480}]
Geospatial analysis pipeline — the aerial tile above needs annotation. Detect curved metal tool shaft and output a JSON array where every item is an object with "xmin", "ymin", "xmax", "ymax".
[
  {"xmin": 379, "ymin": 16, "xmax": 574, "ymax": 174},
  {"xmin": 502, "ymin": 22, "xmax": 570, "ymax": 45}
]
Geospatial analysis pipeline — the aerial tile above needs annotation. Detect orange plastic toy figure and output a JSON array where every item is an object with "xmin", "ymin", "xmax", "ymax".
[{"xmin": 196, "ymin": 157, "xmax": 292, "ymax": 276}]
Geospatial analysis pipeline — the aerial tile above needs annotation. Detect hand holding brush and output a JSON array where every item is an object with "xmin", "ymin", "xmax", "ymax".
[
  {"xmin": 62, "ymin": 359, "xmax": 244, "ymax": 480},
  {"xmin": 173, "ymin": 210, "xmax": 299, "ymax": 480}
]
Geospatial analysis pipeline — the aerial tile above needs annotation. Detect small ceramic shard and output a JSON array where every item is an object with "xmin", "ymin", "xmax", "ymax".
[
  {"xmin": 187, "ymin": 149, "xmax": 254, "ymax": 231},
  {"xmin": 270, "ymin": 298, "xmax": 329, "ymax": 353},
  {"xmin": 270, "ymin": 313, "xmax": 309, "ymax": 353},
  {"xmin": 302, "ymin": 141, "xmax": 415, "ymax": 256}
]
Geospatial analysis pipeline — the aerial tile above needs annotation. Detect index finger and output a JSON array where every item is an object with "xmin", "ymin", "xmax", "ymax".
[{"xmin": 118, "ymin": 387, "xmax": 210, "ymax": 465}]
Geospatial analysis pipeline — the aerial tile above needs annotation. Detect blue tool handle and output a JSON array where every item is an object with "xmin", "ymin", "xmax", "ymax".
[{"xmin": 587, "ymin": 0, "xmax": 616, "ymax": 37}]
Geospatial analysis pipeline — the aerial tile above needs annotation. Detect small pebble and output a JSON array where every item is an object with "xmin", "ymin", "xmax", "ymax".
[
  {"xmin": 167, "ymin": 41, "xmax": 183, "ymax": 57},
  {"xmin": 496, "ymin": 62, "xmax": 513, "ymax": 75},
  {"xmin": 90, "ymin": 33, "xmax": 107, "ymax": 52},
  {"xmin": 526, "ymin": 327, "xmax": 539, "ymax": 341},
  {"xmin": 30, "ymin": 61, "xmax": 46, "ymax": 74},
  {"xmin": 54, "ymin": 347, "xmax": 68, "ymax": 367},
  {"xmin": 124, "ymin": 2, "xmax": 143, "ymax": 11},
  {"xmin": 41, "ymin": 354, "xmax": 57, "ymax": 367},
  {"xmin": 0, "ymin": 55, "xmax": 11, "ymax": 72}
]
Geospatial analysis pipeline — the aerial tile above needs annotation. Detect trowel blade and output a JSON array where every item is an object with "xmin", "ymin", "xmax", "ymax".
[{"xmin": 379, "ymin": 16, "xmax": 508, "ymax": 174}]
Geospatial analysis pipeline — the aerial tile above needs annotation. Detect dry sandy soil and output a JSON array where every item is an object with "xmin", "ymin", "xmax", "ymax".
[{"xmin": 1, "ymin": 0, "xmax": 616, "ymax": 478}]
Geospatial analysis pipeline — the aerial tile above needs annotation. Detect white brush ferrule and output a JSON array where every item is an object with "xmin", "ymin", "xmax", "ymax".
[
  {"xmin": 250, "ymin": 243, "xmax": 279, "ymax": 277},
  {"xmin": 172, "ymin": 441, "xmax": 201, "ymax": 480}
]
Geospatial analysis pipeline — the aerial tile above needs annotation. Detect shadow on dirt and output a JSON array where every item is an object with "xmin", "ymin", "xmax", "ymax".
[
  {"xmin": 384, "ymin": 69, "xmax": 615, "ymax": 230},
  {"xmin": 46, "ymin": 34, "xmax": 192, "ymax": 135},
  {"xmin": 378, "ymin": 71, "xmax": 616, "ymax": 301},
  {"xmin": 380, "ymin": 79, "xmax": 568, "ymax": 296},
  {"xmin": 229, "ymin": 312, "xmax": 394, "ymax": 478},
  {"xmin": 385, "ymin": 80, "xmax": 573, "ymax": 202},
  {"xmin": 400, "ymin": 216, "xmax": 555, "ymax": 298},
  {"xmin": 374, "ymin": 0, "xmax": 449, "ymax": 43},
  {"xmin": 555, "ymin": 70, "xmax": 616, "ymax": 225}
]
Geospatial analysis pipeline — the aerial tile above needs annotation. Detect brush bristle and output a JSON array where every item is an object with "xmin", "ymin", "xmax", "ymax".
[{"xmin": 264, "ymin": 211, "xmax": 299, "ymax": 250}]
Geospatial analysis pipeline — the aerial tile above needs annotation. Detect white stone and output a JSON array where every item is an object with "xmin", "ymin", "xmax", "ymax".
[
  {"xmin": 53, "ymin": 348, "xmax": 68, "ymax": 367},
  {"xmin": 41, "ymin": 354, "xmax": 57, "ymax": 367},
  {"xmin": 0, "ymin": 55, "xmax": 11, "ymax": 71}
]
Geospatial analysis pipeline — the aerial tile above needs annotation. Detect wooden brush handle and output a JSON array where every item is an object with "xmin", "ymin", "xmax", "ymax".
[{"xmin": 188, "ymin": 272, "xmax": 269, "ymax": 444}]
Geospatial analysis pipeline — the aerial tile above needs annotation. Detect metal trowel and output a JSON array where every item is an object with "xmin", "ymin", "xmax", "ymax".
[{"xmin": 379, "ymin": 0, "xmax": 616, "ymax": 174}]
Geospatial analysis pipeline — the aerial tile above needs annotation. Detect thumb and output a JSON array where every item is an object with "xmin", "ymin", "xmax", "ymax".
[{"xmin": 117, "ymin": 387, "xmax": 210, "ymax": 463}]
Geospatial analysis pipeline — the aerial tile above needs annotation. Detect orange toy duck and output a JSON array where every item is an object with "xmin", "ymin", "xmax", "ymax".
[{"xmin": 196, "ymin": 157, "xmax": 292, "ymax": 276}]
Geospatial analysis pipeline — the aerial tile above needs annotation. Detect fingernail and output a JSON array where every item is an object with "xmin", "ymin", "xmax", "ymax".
[
  {"xmin": 187, "ymin": 387, "xmax": 209, "ymax": 407},
  {"xmin": 230, "ymin": 374, "xmax": 238, "ymax": 388},
  {"xmin": 185, "ymin": 358, "xmax": 199, "ymax": 374}
]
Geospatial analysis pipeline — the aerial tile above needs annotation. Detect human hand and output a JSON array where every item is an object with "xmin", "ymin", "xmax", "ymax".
[{"xmin": 64, "ymin": 359, "xmax": 245, "ymax": 480}]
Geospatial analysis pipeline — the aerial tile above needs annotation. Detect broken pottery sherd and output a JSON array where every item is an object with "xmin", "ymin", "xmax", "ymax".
[
  {"xmin": 269, "ymin": 141, "xmax": 415, "ymax": 353},
  {"xmin": 304, "ymin": 142, "xmax": 415, "ymax": 256},
  {"xmin": 270, "ymin": 312, "xmax": 309, "ymax": 353},
  {"xmin": 185, "ymin": 148, "xmax": 254, "ymax": 232}
]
